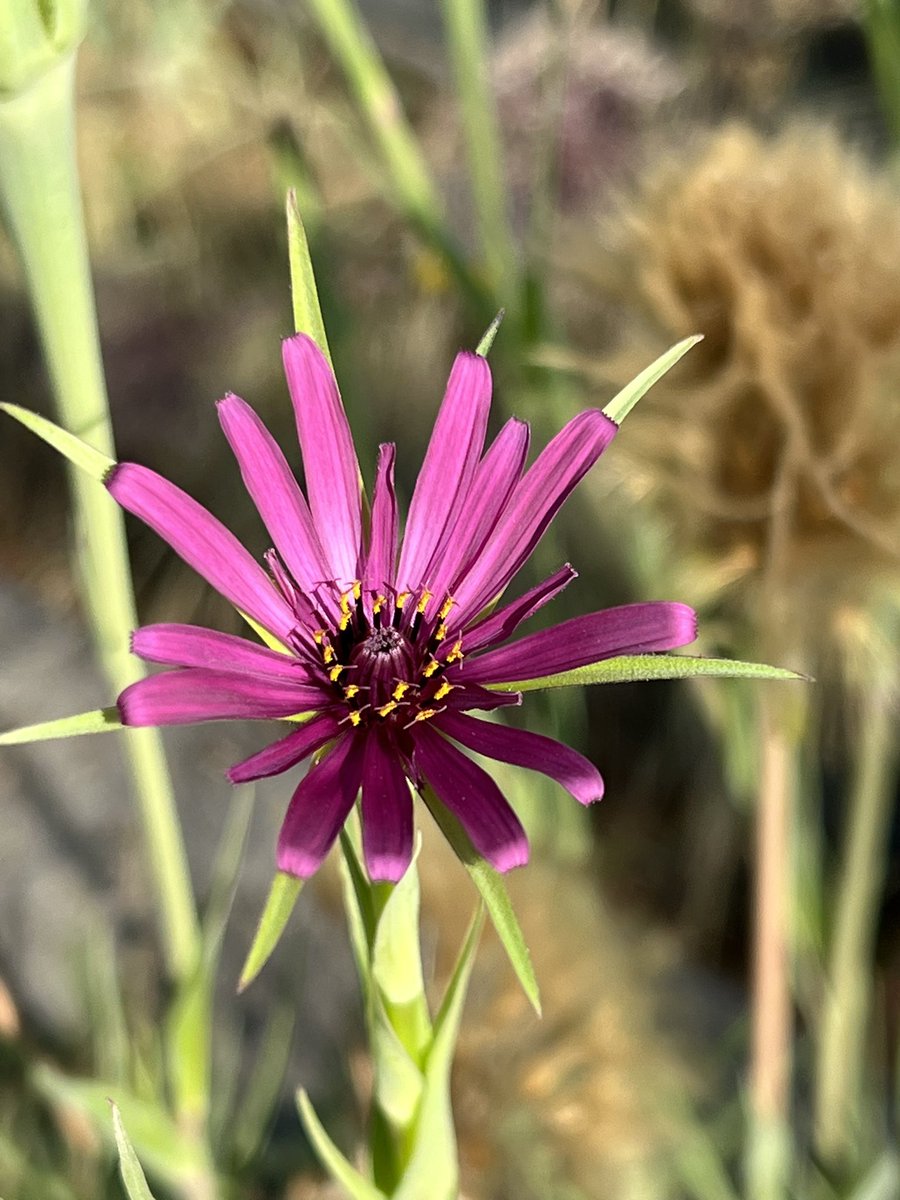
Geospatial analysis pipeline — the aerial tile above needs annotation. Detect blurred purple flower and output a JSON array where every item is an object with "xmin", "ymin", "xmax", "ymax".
[{"xmin": 108, "ymin": 336, "xmax": 695, "ymax": 881}]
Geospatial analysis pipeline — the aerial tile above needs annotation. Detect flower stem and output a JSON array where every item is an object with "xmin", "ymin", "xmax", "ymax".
[
  {"xmin": 0, "ymin": 52, "xmax": 199, "ymax": 982},
  {"xmin": 746, "ymin": 688, "xmax": 797, "ymax": 1200},
  {"xmin": 814, "ymin": 680, "xmax": 898, "ymax": 1166}
]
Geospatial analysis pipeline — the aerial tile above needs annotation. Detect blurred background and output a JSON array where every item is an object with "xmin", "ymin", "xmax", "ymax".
[{"xmin": 0, "ymin": 0, "xmax": 898, "ymax": 1197}]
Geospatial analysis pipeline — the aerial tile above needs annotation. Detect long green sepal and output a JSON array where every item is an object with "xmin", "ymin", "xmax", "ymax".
[
  {"xmin": 297, "ymin": 1089, "xmax": 388, "ymax": 1200},
  {"xmin": 0, "ymin": 706, "xmax": 121, "ymax": 744},
  {"xmin": 238, "ymin": 871, "xmax": 303, "ymax": 992},
  {"xmin": 287, "ymin": 189, "xmax": 332, "ymax": 366},
  {"xmin": 497, "ymin": 655, "xmax": 806, "ymax": 693},
  {"xmin": 0, "ymin": 401, "xmax": 115, "ymax": 479},
  {"xmin": 110, "ymin": 1103, "xmax": 157, "ymax": 1200},
  {"xmin": 422, "ymin": 785, "xmax": 540, "ymax": 1015},
  {"xmin": 602, "ymin": 335, "xmax": 702, "ymax": 424}
]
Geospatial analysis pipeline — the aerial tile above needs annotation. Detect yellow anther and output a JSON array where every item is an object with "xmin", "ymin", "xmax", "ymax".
[
  {"xmin": 415, "ymin": 708, "xmax": 438, "ymax": 723},
  {"xmin": 373, "ymin": 594, "xmax": 387, "ymax": 615},
  {"xmin": 329, "ymin": 664, "xmax": 345, "ymax": 683},
  {"xmin": 445, "ymin": 639, "xmax": 464, "ymax": 664},
  {"xmin": 392, "ymin": 681, "xmax": 410, "ymax": 701},
  {"xmin": 313, "ymin": 629, "xmax": 325, "ymax": 645},
  {"xmin": 395, "ymin": 590, "xmax": 411, "ymax": 610},
  {"xmin": 344, "ymin": 684, "xmax": 360, "ymax": 700},
  {"xmin": 347, "ymin": 710, "xmax": 362, "ymax": 727},
  {"xmin": 422, "ymin": 657, "xmax": 441, "ymax": 678},
  {"xmin": 438, "ymin": 596, "xmax": 456, "ymax": 621},
  {"xmin": 339, "ymin": 611, "xmax": 352, "ymax": 632},
  {"xmin": 377, "ymin": 700, "xmax": 398, "ymax": 718},
  {"xmin": 433, "ymin": 680, "xmax": 455, "ymax": 701},
  {"xmin": 434, "ymin": 623, "xmax": 448, "ymax": 642},
  {"xmin": 416, "ymin": 589, "xmax": 433, "ymax": 615},
  {"xmin": 352, "ymin": 580, "xmax": 362, "ymax": 602},
  {"xmin": 322, "ymin": 644, "xmax": 336, "ymax": 665}
]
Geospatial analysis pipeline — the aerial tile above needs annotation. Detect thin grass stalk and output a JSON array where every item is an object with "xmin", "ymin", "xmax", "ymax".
[
  {"xmin": 304, "ymin": 0, "xmax": 490, "ymax": 313},
  {"xmin": 440, "ymin": 0, "xmax": 519, "ymax": 306},
  {"xmin": 0, "ymin": 52, "xmax": 199, "ymax": 981},
  {"xmin": 815, "ymin": 679, "xmax": 898, "ymax": 1166},
  {"xmin": 746, "ymin": 686, "xmax": 796, "ymax": 1200}
]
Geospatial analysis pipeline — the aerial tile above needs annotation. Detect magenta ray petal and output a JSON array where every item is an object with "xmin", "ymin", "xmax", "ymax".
[
  {"xmin": 460, "ymin": 564, "xmax": 577, "ymax": 654},
  {"xmin": 435, "ymin": 710, "xmax": 604, "ymax": 805},
  {"xmin": 426, "ymin": 417, "xmax": 530, "ymax": 602},
  {"xmin": 217, "ymin": 395, "xmax": 331, "ymax": 593},
  {"xmin": 413, "ymin": 723, "xmax": 528, "ymax": 872},
  {"xmin": 282, "ymin": 335, "xmax": 362, "ymax": 585},
  {"xmin": 227, "ymin": 711, "xmax": 343, "ymax": 784},
  {"xmin": 460, "ymin": 602, "xmax": 698, "ymax": 685},
  {"xmin": 361, "ymin": 727, "xmax": 414, "ymax": 882},
  {"xmin": 451, "ymin": 409, "xmax": 617, "ymax": 622},
  {"xmin": 108, "ymin": 464, "xmax": 295, "ymax": 642},
  {"xmin": 396, "ymin": 352, "xmax": 491, "ymax": 592},
  {"xmin": 445, "ymin": 683, "xmax": 522, "ymax": 712},
  {"xmin": 277, "ymin": 731, "xmax": 365, "ymax": 878},
  {"xmin": 118, "ymin": 669, "xmax": 329, "ymax": 726},
  {"xmin": 364, "ymin": 443, "xmax": 398, "ymax": 594},
  {"xmin": 132, "ymin": 624, "xmax": 317, "ymax": 681}
]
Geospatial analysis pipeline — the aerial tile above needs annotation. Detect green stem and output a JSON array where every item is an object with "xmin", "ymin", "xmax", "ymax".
[
  {"xmin": 440, "ymin": 0, "xmax": 519, "ymax": 306},
  {"xmin": 0, "ymin": 53, "xmax": 199, "ymax": 981},
  {"xmin": 814, "ymin": 683, "xmax": 898, "ymax": 1166}
]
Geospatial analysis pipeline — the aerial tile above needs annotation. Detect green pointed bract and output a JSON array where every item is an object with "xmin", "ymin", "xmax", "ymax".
[
  {"xmin": 238, "ymin": 871, "xmax": 304, "ymax": 992},
  {"xmin": 0, "ymin": 705, "xmax": 121, "ymax": 745},
  {"xmin": 475, "ymin": 308, "xmax": 505, "ymax": 358},
  {"xmin": 110, "ymin": 1103, "xmax": 158, "ymax": 1200},
  {"xmin": 422, "ymin": 784, "xmax": 541, "ymax": 1016},
  {"xmin": 287, "ymin": 189, "xmax": 332, "ymax": 366},
  {"xmin": 0, "ymin": 0, "xmax": 87, "ymax": 96},
  {"xmin": 0, "ymin": 401, "xmax": 115, "ymax": 479},
  {"xmin": 297, "ymin": 1089, "xmax": 389, "ymax": 1200},
  {"xmin": 495, "ymin": 654, "xmax": 806, "ymax": 693},
  {"xmin": 601, "ymin": 334, "xmax": 702, "ymax": 424}
]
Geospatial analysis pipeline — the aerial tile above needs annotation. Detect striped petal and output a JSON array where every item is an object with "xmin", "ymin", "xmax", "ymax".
[
  {"xmin": 282, "ymin": 334, "xmax": 362, "ymax": 585},
  {"xmin": 118, "ymin": 669, "xmax": 328, "ymax": 726},
  {"xmin": 277, "ymin": 731, "xmax": 365, "ymax": 878},
  {"xmin": 361, "ymin": 727, "xmax": 414, "ymax": 882},
  {"xmin": 228, "ymin": 711, "xmax": 342, "ymax": 784},
  {"xmin": 132, "ymin": 624, "xmax": 316, "ymax": 681},
  {"xmin": 396, "ymin": 352, "xmax": 491, "ymax": 592},
  {"xmin": 413, "ymin": 722, "xmax": 528, "ymax": 872},
  {"xmin": 460, "ymin": 602, "xmax": 698, "ymax": 686},
  {"xmin": 451, "ymin": 409, "xmax": 617, "ymax": 622},
  {"xmin": 460, "ymin": 564, "xmax": 577, "ymax": 654},
  {"xmin": 217, "ymin": 394, "xmax": 331, "ymax": 592},
  {"xmin": 435, "ymin": 710, "xmax": 604, "ymax": 805},
  {"xmin": 363, "ymin": 443, "xmax": 398, "ymax": 593},
  {"xmin": 107, "ymin": 464, "xmax": 295, "ymax": 642}
]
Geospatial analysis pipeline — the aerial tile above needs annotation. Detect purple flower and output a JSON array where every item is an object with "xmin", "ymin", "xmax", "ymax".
[{"xmin": 109, "ymin": 335, "xmax": 696, "ymax": 882}]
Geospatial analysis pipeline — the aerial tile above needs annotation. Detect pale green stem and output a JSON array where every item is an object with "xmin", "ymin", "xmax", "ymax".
[
  {"xmin": 746, "ymin": 688, "xmax": 797, "ymax": 1200},
  {"xmin": 0, "ymin": 53, "xmax": 199, "ymax": 981},
  {"xmin": 305, "ymin": 0, "xmax": 489, "ymax": 312},
  {"xmin": 815, "ymin": 683, "xmax": 898, "ymax": 1166},
  {"xmin": 440, "ymin": 0, "xmax": 519, "ymax": 305}
]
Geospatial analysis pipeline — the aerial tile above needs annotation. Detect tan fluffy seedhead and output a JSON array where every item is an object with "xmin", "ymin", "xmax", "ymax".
[{"xmin": 580, "ymin": 124, "xmax": 900, "ymax": 679}]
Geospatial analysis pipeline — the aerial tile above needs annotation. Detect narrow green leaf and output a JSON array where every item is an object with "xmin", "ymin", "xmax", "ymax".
[
  {"xmin": 238, "ymin": 872, "xmax": 303, "ymax": 992},
  {"xmin": 601, "ymin": 335, "xmax": 702, "ymax": 424},
  {"xmin": 297, "ymin": 1089, "xmax": 388, "ymax": 1200},
  {"xmin": 287, "ymin": 189, "xmax": 332, "ymax": 364},
  {"xmin": 34, "ymin": 1068, "xmax": 204, "ymax": 1189},
  {"xmin": 372, "ymin": 837, "xmax": 428, "ymax": 1009},
  {"xmin": 0, "ymin": 402, "xmax": 115, "ymax": 479},
  {"xmin": 110, "ymin": 1102, "xmax": 157, "ymax": 1200},
  {"xmin": 496, "ymin": 654, "xmax": 806, "ymax": 693},
  {"xmin": 0, "ymin": 705, "xmax": 121, "ymax": 745},
  {"xmin": 422, "ymin": 785, "xmax": 540, "ymax": 1015},
  {"xmin": 393, "ymin": 907, "xmax": 484, "ymax": 1200},
  {"xmin": 370, "ymin": 1002, "xmax": 425, "ymax": 1129}
]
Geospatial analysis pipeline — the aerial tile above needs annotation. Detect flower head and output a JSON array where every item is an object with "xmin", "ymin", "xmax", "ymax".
[{"xmin": 109, "ymin": 335, "xmax": 695, "ymax": 881}]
